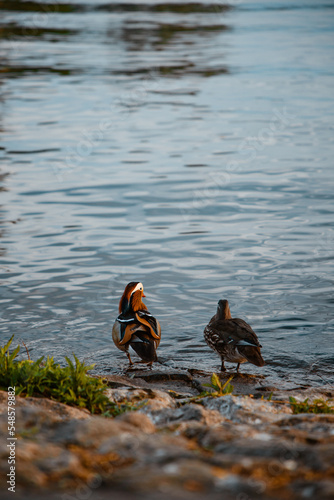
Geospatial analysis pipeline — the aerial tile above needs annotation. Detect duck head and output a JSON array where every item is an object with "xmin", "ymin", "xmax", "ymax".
[
  {"xmin": 217, "ymin": 299, "xmax": 232, "ymax": 320},
  {"xmin": 119, "ymin": 281, "xmax": 147, "ymax": 313}
]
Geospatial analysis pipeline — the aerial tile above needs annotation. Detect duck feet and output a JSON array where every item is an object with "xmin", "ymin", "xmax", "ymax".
[
  {"xmin": 126, "ymin": 351, "xmax": 133, "ymax": 366},
  {"xmin": 220, "ymin": 360, "xmax": 226, "ymax": 372}
]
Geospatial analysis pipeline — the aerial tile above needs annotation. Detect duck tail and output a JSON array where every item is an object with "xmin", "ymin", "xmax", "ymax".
[
  {"xmin": 130, "ymin": 334, "xmax": 157, "ymax": 362},
  {"xmin": 239, "ymin": 346, "xmax": 265, "ymax": 367}
]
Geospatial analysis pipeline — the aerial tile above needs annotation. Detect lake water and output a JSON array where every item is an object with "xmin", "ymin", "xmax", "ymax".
[{"xmin": 1, "ymin": 0, "xmax": 333, "ymax": 388}]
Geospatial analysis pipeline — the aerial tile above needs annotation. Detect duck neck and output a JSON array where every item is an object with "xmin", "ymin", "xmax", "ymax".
[
  {"xmin": 224, "ymin": 306, "xmax": 232, "ymax": 319},
  {"xmin": 217, "ymin": 302, "xmax": 232, "ymax": 320},
  {"xmin": 130, "ymin": 292, "xmax": 147, "ymax": 312}
]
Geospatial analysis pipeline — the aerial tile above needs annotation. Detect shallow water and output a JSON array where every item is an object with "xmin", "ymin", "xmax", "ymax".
[{"xmin": 0, "ymin": 0, "xmax": 333, "ymax": 388}]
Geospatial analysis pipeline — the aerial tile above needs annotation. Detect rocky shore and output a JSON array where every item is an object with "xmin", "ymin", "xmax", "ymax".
[{"xmin": 1, "ymin": 367, "xmax": 333, "ymax": 500}]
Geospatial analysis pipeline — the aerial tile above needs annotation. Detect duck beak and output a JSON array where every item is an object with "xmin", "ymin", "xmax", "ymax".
[{"xmin": 142, "ymin": 292, "xmax": 146, "ymax": 297}]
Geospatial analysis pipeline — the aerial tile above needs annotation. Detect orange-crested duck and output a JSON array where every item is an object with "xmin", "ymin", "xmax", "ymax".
[
  {"xmin": 112, "ymin": 282, "xmax": 161, "ymax": 367},
  {"xmin": 204, "ymin": 299, "xmax": 265, "ymax": 373}
]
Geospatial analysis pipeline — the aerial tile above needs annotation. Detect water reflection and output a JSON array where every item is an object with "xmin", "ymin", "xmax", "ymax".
[
  {"xmin": 120, "ymin": 21, "xmax": 230, "ymax": 49},
  {"xmin": 0, "ymin": 1, "xmax": 83, "ymax": 13},
  {"xmin": 0, "ymin": 23, "xmax": 77, "ymax": 40},
  {"xmin": 1, "ymin": 2, "xmax": 231, "ymax": 78}
]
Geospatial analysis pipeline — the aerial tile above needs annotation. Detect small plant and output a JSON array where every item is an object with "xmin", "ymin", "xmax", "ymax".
[
  {"xmin": 289, "ymin": 396, "xmax": 334, "ymax": 414},
  {"xmin": 0, "ymin": 335, "xmax": 115, "ymax": 414},
  {"xmin": 102, "ymin": 400, "xmax": 145, "ymax": 418},
  {"xmin": 203, "ymin": 373, "xmax": 234, "ymax": 396}
]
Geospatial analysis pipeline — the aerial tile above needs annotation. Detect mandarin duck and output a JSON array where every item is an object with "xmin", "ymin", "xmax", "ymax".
[
  {"xmin": 112, "ymin": 282, "xmax": 161, "ymax": 367},
  {"xmin": 204, "ymin": 299, "xmax": 265, "ymax": 373}
]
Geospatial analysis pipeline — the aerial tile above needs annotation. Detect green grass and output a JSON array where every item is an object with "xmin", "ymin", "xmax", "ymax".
[
  {"xmin": 203, "ymin": 373, "xmax": 234, "ymax": 396},
  {"xmin": 180, "ymin": 373, "xmax": 234, "ymax": 405},
  {"xmin": 289, "ymin": 396, "xmax": 334, "ymax": 414},
  {"xmin": 0, "ymin": 335, "xmax": 115, "ymax": 414}
]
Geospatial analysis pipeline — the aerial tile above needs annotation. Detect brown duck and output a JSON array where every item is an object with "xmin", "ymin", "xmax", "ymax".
[
  {"xmin": 112, "ymin": 282, "xmax": 161, "ymax": 367},
  {"xmin": 204, "ymin": 299, "xmax": 265, "ymax": 372}
]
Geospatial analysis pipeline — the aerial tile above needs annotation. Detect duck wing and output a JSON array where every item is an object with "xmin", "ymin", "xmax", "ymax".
[
  {"xmin": 237, "ymin": 344, "xmax": 265, "ymax": 366},
  {"xmin": 227, "ymin": 318, "xmax": 264, "ymax": 367},
  {"xmin": 136, "ymin": 311, "xmax": 161, "ymax": 341},
  {"xmin": 116, "ymin": 315, "xmax": 137, "ymax": 345},
  {"xmin": 211, "ymin": 318, "xmax": 265, "ymax": 367},
  {"xmin": 210, "ymin": 318, "xmax": 259, "ymax": 346},
  {"xmin": 117, "ymin": 310, "xmax": 161, "ymax": 346},
  {"xmin": 228, "ymin": 318, "xmax": 262, "ymax": 347}
]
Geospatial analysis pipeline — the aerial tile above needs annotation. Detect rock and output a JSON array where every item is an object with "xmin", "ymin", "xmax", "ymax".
[
  {"xmin": 0, "ymin": 390, "xmax": 90, "ymax": 422},
  {"xmin": 201, "ymin": 394, "xmax": 292, "ymax": 424},
  {"xmin": 99, "ymin": 374, "xmax": 151, "ymax": 390},
  {"xmin": 17, "ymin": 442, "xmax": 81, "ymax": 487},
  {"xmin": 111, "ymin": 458, "xmax": 228, "ymax": 495},
  {"xmin": 106, "ymin": 386, "xmax": 175, "ymax": 411},
  {"xmin": 133, "ymin": 370, "xmax": 193, "ymax": 384},
  {"xmin": 50, "ymin": 415, "xmax": 147, "ymax": 448},
  {"xmin": 0, "ymin": 373, "xmax": 333, "ymax": 500},
  {"xmin": 105, "ymin": 387, "xmax": 154, "ymax": 403},
  {"xmin": 115, "ymin": 412, "xmax": 156, "ymax": 434},
  {"xmin": 143, "ymin": 403, "xmax": 222, "ymax": 428}
]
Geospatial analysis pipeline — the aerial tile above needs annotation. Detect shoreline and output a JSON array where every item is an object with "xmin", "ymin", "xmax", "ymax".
[{"xmin": 1, "ymin": 367, "xmax": 333, "ymax": 499}]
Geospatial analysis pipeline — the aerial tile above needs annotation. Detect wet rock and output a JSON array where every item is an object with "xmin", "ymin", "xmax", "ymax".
[
  {"xmin": 130, "ymin": 368, "xmax": 204, "ymax": 396},
  {"xmin": 133, "ymin": 370, "xmax": 193, "ymax": 384}
]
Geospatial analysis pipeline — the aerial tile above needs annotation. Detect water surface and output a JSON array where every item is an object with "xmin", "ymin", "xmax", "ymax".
[{"xmin": 0, "ymin": 0, "xmax": 334, "ymax": 388}]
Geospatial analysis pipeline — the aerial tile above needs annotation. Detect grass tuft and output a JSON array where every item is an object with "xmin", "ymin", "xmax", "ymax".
[
  {"xmin": 182, "ymin": 373, "xmax": 234, "ymax": 405},
  {"xmin": 202, "ymin": 373, "xmax": 234, "ymax": 396},
  {"xmin": 289, "ymin": 396, "xmax": 334, "ymax": 414},
  {"xmin": 0, "ymin": 335, "xmax": 119, "ymax": 414}
]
